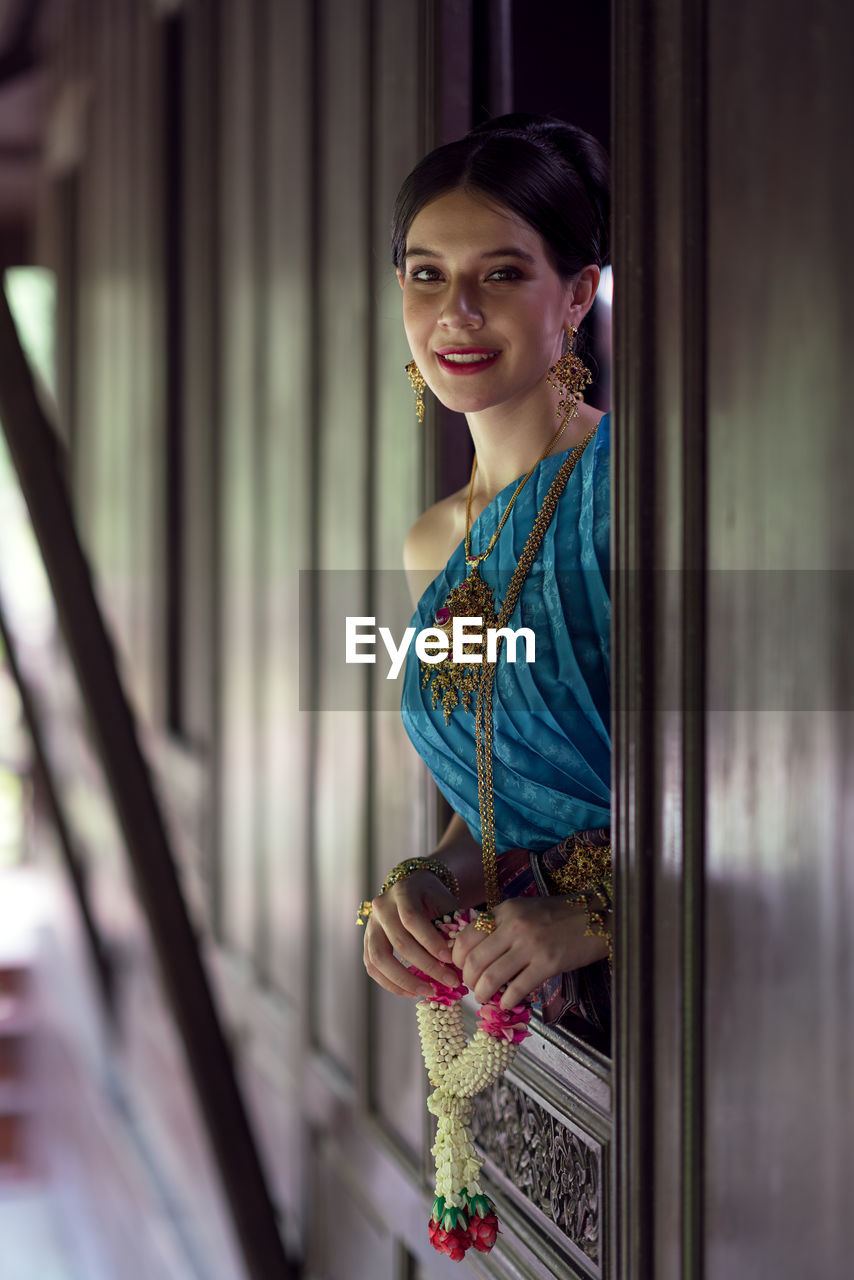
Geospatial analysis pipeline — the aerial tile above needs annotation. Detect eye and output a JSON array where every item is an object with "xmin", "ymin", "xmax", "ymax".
[
  {"xmin": 409, "ymin": 265, "xmax": 442, "ymax": 282},
  {"xmin": 486, "ymin": 266, "xmax": 523, "ymax": 282}
]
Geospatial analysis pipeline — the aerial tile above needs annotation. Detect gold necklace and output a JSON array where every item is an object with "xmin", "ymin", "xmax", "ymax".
[
  {"xmin": 421, "ymin": 418, "xmax": 598, "ymax": 727},
  {"xmin": 421, "ymin": 418, "xmax": 568, "ymax": 724},
  {"xmin": 475, "ymin": 423, "xmax": 598, "ymax": 906},
  {"xmin": 463, "ymin": 416, "xmax": 568, "ymax": 569}
]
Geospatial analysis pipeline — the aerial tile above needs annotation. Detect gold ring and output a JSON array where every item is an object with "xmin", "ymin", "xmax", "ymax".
[
  {"xmin": 474, "ymin": 911, "xmax": 497, "ymax": 934},
  {"xmin": 356, "ymin": 900, "xmax": 373, "ymax": 926}
]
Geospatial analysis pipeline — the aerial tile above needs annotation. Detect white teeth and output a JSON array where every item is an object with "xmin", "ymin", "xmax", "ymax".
[{"xmin": 440, "ymin": 352, "xmax": 497, "ymax": 364}]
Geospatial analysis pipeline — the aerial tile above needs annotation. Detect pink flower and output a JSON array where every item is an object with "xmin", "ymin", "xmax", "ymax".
[
  {"xmin": 408, "ymin": 965, "xmax": 467, "ymax": 1006},
  {"xmin": 468, "ymin": 1211, "xmax": 500, "ymax": 1253},
  {"xmin": 477, "ymin": 1001, "xmax": 532, "ymax": 1043},
  {"xmin": 428, "ymin": 1219, "xmax": 471, "ymax": 1261}
]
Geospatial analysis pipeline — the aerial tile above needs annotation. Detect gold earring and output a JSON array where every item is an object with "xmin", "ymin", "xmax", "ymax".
[
  {"xmin": 546, "ymin": 326, "xmax": 592, "ymax": 420},
  {"xmin": 406, "ymin": 359, "xmax": 426, "ymax": 423}
]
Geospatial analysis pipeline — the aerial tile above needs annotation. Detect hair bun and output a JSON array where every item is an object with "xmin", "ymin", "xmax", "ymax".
[
  {"xmin": 391, "ymin": 112, "xmax": 610, "ymax": 274},
  {"xmin": 467, "ymin": 113, "xmax": 610, "ymax": 267}
]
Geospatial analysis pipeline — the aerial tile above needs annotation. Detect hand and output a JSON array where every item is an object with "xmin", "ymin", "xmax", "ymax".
[
  {"xmin": 362, "ymin": 870, "xmax": 461, "ymax": 999},
  {"xmin": 451, "ymin": 897, "xmax": 610, "ymax": 1010}
]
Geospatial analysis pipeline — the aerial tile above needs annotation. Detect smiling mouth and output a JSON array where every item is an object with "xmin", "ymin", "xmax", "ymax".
[{"xmin": 436, "ymin": 349, "xmax": 500, "ymax": 371}]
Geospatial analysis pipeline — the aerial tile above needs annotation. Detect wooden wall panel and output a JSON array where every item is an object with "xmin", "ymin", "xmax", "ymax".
[
  {"xmin": 262, "ymin": 0, "xmax": 313, "ymax": 1001},
  {"xmin": 97, "ymin": 6, "xmax": 119, "ymax": 602},
  {"xmin": 312, "ymin": 0, "xmax": 373, "ymax": 1073},
  {"xmin": 308, "ymin": 1136, "xmax": 400, "ymax": 1280},
  {"xmin": 111, "ymin": 1, "xmax": 135, "ymax": 677},
  {"xmin": 179, "ymin": 0, "xmax": 217, "ymax": 752},
  {"xmin": 73, "ymin": 5, "xmax": 110, "ymax": 588},
  {"xmin": 180, "ymin": 0, "xmax": 219, "ymax": 751},
  {"xmin": 610, "ymin": 2, "xmax": 707, "ymax": 1275},
  {"xmin": 369, "ymin": 0, "xmax": 433, "ymax": 1160},
  {"xmin": 60, "ymin": 0, "xmax": 167, "ymax": 727},
  {"xmin": 217, "ymin": 0, "xmax": 263, "ymax": 961},
  {"xmin": 703, "ymin": 4, "xmax": 854, "ymax": 1277},
  {"xmin": 95, "ymin": 7, "xmax": 121, "ymax": 631},
  {"xmin": 64, "ymin": 0, "xmax": 95, "ymax": 535},
  {"xmin": 614, "ymin": 0, "xmax": 854, "ymax": 1275},
  {"xmin": 134, "ymin": 2, "xmax": 168, "ymax": 726}
]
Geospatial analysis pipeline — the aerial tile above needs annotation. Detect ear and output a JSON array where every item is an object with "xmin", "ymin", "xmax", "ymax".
[
  {"xmin": 563, "ymin": 264, "xmax": 601, "ymax": 328},
  {"xmin": 396, "ymin": 268, "xmax": 405, "ymax": 290}
]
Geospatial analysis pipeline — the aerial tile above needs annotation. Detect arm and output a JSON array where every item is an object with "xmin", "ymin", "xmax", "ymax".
[
  {"xmin": 364, "ymin": 500, "xmax": 478, "ymax": 998},
  {"xmin": 431, "ymin": 811, "xmax": 486, "ymax": 907},
  {"xmin": 452, "ymin": 830, "xmax": 613, "ymax": 1009}
]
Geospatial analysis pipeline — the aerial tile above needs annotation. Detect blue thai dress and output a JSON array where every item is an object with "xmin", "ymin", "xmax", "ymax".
[{"xmin": 400, "ymin": 413, "xmax": 612, "ymax": 1042}]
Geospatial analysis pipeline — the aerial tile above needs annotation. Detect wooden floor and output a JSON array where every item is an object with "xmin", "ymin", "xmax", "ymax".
[
  {"xmin": 0, "ymin": 863, "xmax": 198, "ymax": 1280},
  {"xmin": 0, "ymin": 865, "xmax": 86, "ymax": 1279}
]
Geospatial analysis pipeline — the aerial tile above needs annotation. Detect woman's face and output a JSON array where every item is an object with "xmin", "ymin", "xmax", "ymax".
[{"xmin": 397, "ymin": 188, "xmax": 593, "ymax": 419}]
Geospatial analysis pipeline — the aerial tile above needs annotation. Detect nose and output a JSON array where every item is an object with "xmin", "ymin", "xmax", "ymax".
[{"xmin": 439, "ymin": 279, "xmax": 483, "ymax": 330}]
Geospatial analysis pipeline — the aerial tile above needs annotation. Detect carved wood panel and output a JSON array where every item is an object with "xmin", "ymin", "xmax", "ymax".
[{"xmin": 471, "ymin": 1077, "xmax": 602, "ymax": 1273}]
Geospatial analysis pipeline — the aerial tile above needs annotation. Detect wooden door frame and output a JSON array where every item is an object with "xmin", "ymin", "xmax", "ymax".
[{"xmin": 611, "ymin": 2, "xmax": 708, "ymax": 1278}]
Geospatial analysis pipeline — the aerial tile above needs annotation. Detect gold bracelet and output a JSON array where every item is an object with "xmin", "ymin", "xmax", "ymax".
[
  {"xmin": 356, "ymin": 857, "xmax": 460, "ymax": 926},
  {"xmin": 547, "ymin": 843, "xmax": 613, "ymax": 965},
  {"xmin": 381, "ymin": 857, "xmax": 459, "ymax": 898},
  {"xmin": 563, "ymin": 892, "xmax": 613, "ymax": 965}
]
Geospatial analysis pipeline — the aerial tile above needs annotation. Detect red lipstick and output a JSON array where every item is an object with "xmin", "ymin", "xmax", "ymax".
[{"xmin": 435, "ymin": 347, "xmax": 501, "ymax": 375}]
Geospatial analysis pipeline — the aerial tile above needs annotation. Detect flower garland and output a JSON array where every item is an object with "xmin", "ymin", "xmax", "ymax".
[{"xmin": 408, "ymin": 908, "xmax": 532, "ymax": 1262}]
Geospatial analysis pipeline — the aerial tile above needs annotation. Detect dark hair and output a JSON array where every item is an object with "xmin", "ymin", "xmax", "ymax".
[{"xmin": 391, "ymin": 113, "xmax": 610, "ymax": 277}]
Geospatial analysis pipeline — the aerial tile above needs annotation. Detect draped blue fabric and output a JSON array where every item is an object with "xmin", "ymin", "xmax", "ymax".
[{"xmin": 401, "ymin": 413, "xmax": 611, "ymax": 854}]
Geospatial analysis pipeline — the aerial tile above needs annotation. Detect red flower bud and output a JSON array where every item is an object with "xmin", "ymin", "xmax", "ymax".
[
  {"xmin": 468, "ymin": 1211, "xmax": 500, "ymax": 1253},
  {"xmin": 428, "ymin": 1218, "xmax": 472, "ymax": 1261}
]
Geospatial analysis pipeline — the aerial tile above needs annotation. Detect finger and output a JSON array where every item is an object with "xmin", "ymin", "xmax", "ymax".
[
  {"xmin": 404, "ymin": 906, "xmax": 456, "ymax": 966},
  {"xmin": 366, "ymin": 929, "xmax": 444, "ymax": 996},
  {"xmin": 373, "ymin": 887, "xmax": 457, "ymax": 969},
  {"xmin": 377, "ymin": 973, "xmax": 427, "ymax": 999},
  {"xmin": 389, "ymin": 912, "xmax": 457, "ymax": 983},
  {"xmin": 458, "ymin": 945, "xmax": 496, "ymax": 992},
  {"xmin": 364, "ymin": 923, "xmax": 434, "ymax": 997},
  {"xmin": 450, "ymin": 928, "xmax": 478, "ymax": 966},
  {"xmin": 365, "ymin": 949, "xmax": 433, "ymax": 998},
  {"xmin": 471, "ymin": 951, "xmax": 523, "ymax": 1005},
  {"xmin": 457, "ymin": 932, "xmax": 508, "ymax": 991},
  {"xmin": 388, "ymin": 929, "xmax": 459, "ymax": 987},
  {"xmin": 499, "ymin": 964, "xmax": 542, "ymax": 1011},
  {"xmin": 450, "ymin": 911, "xmax": 497, "ymax": 964}
]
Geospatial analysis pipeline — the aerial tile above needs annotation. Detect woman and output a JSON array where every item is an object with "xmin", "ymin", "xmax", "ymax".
[{"xmin": 362, "ymin": 114, "xmax": 612, "ymax": 1042}]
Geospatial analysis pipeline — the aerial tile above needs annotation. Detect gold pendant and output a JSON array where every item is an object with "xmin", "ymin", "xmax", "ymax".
[{"xmin": 420, "ymin": 562, "xmax": 499, "ymax": 724}]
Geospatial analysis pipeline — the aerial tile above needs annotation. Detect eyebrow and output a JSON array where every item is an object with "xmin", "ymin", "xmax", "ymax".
[{"xmin": 404, "ymin": 246, "xmax": 536, "ymax": 264}]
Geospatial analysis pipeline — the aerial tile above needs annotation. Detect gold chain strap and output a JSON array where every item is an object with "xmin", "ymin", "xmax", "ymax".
[{"xmin": 475, "ymin": 423, "xmax": 599, "ymax": 909}]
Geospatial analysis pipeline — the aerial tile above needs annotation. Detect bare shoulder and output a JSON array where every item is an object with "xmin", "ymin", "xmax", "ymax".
[{"xmin": 403, "ymin": 489, "xmax": 466, "ymax": 607}]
